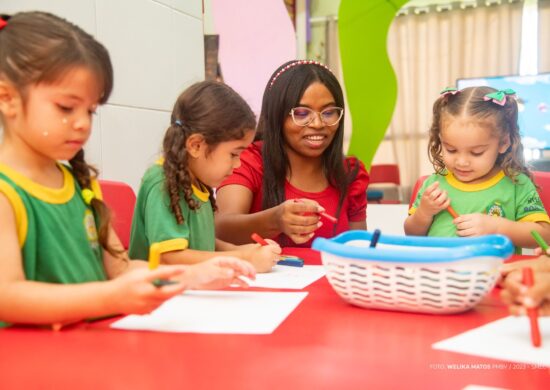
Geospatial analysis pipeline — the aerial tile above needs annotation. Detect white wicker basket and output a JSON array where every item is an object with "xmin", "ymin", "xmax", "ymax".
[{"xmin": 312, "ymin": 231, "xmax": 513, "ymax": 314}]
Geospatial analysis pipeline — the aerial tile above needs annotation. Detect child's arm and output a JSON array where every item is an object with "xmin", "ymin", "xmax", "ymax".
[
  {"xmin": 215, "ymin": 185, "xmax": 323, "ymax": 245},
  {"xmin": 349, "ymin": 220, "xmax": 367, "ymax": 230},
  {"xmin": 455, "ymin": 217, "xmax": 550, "ymax": 248},
  {"xmin": 215, "ymin": 238, "xmax": 238, "ymax": 251},
  {"xmin": 501, "ymin": 265, "xmax": 550, "ymax": 316},
  {"xmin": 160, "ymin": 241, "xmax": 281, "ymax": 273},
  {"xmin": 404, "ymin": 181, "xmax": 450, "ymax": 235},
  {"xmin": 499, "ymin": 221, "xmax": 550, "ymax": 248},
  {"xmin": 177, "ymin": 256, "xmax": 256, "ymax": 290},
  {"xmin": 0, "ymin": 194, "xmax": 186, "ymax": 324},
  {"xmin": 100, "ymin": 224, "xmax": 155, "ymax": 278}
]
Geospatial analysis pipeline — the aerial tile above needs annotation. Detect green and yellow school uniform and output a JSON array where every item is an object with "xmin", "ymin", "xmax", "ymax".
[
  {"xmin": 128, "ymin": 162, "xmax": 215, "ymax": 260},
  {"xmin": 409, "ymin": 171, "xmax": 550, "ymax": 239},
  {"xmin": 0, "ymin": 163, "xmax": 106, "ymax": 327}
]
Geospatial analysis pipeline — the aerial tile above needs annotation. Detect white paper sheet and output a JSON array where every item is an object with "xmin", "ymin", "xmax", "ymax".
[
  {"xmin": 433, "ymin": 316, "xmax": 550, "ymax": 366},
  {"xmin": 111, "ymin": 291, "xmax": 308, "ymax": 334},
  {"xmin": 244, "ymin": 264, "xmax": 326, "ymax": 289}
]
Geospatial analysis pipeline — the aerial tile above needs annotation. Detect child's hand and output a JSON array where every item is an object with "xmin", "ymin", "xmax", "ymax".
[
  {"xmin": 501, "ymin": 269, "xmax": 550, "ymax": 316},
  {"xmin": 454, "ymin": 213, "xmax": 500, "ymax": 237},
  {"xmin": 533, "ymin": 247, "xmax": 550, "ymax": 256},
  {"xmin": 182, "ymin": 256, "xmax": 257, "ymax": 290},
  {"xmin": 240, "ymin": 241, "xmax": 282, "ymax": 273},
  {"xmin": 417, "ymin": 182, "xmax": 450, "ymax": 217},
  {"xmin": 275, "ymin": 199, "xmax": 323, "ymax": 244},
  {"xmin": 110, "ymin": 266, "xmax": 187, "ymax": 314},
  {"xmin": 500, "ymin": 256, "xmax": 550, "ymax": 282}
]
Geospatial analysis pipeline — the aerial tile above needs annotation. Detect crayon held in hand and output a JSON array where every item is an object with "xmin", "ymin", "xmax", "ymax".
[
  {"xmin": 447, "ymin": 205, "xmax": 459, "ymax": 219},
  {"xmin": 251, "ymin": 232, "xmax": 269, "ymax": 246},
  {"xmin": 292, "ymin": 198, "xmax": 336, "ymax": 223},
  {"xmin": 530, "ymin": 230, "xmax": 549, "ymax": 254},
  {"xmin": 522, "ymin": 267, "xmax": 542, "ymax": 347},
  {"xmin": 319, "ymin": 212, "xmax": 337, "ymax": 224}
]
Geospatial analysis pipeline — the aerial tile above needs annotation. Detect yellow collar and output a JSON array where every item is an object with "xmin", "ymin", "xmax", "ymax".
[
  {"xmin": 192, "ymin": 183, "xmax": 210, "ymax": 202},
  {"xmin": 445, "ymin": 170, "xmax": 505, "ymax": 192},
  {"xmin": 0, "ymin": 163, "xmax": 75, "ymax": 203}
]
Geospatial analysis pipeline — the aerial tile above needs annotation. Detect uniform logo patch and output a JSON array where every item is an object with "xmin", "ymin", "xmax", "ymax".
[{"xmin": 486, "ymin": 202, "xmax": 505, "ymax": 218}]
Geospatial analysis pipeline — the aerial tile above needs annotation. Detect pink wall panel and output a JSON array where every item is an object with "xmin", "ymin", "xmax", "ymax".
[{"xmin": 211, "ymin": 0, "xmax": 297, "ymax": 115}]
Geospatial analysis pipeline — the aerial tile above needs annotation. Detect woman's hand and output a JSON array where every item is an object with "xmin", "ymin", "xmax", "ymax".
[{"xmin": 275, "ymin": 198, "xmax": 324, "ymax": 244}]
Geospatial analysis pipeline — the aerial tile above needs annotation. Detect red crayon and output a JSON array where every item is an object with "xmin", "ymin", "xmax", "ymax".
[
  {"xmin": 293, "ymin": 198, "xmax": 337, "ymax": 224},
  {"xmin": 522, "ymin": 267, "xmax": 542, "ymax": 347},
  {"xmin": 251, "ymin": 232, "xmax": 269, "ymax": 246},
  {"xmin": 447, "ymin": 205, "xmax": 459, "ymax": 219},
  {"xmin": 319, "ymin": 212, "xmax": 337, "ymax": 223}
]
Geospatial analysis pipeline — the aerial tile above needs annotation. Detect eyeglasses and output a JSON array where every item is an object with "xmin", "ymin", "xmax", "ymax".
[{"xmin": 289, "ymin": 106, "xmax": 344, "ymax": 127}]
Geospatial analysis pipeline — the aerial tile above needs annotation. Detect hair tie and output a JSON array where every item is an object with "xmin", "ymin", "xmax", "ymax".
[
  {"xmin": 82, "ymin": 188, "xmax": 96, "ymax": 205},
  {"xmin": 483, "ymin": 88, "xmax": 516, "ymax": 106},
  {"xmin": 269, "ymin": 60, "xmax": 332, "ymax": 89},
  {"xmin": 0, "ymin": 18, "xmax": 7, "ymax": 31},
  {"xmin": 440, "ymin": 87, "xmax": 459, "ymax": 97},
  {"xmin": 174, "ymin": 119, "xmax": 183, "ymax": 127}
]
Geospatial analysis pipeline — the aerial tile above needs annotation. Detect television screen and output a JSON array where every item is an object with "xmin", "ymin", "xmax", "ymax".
[{"xmin": 457, "ymin": 73, "xmax": 550, "ymax": 150}]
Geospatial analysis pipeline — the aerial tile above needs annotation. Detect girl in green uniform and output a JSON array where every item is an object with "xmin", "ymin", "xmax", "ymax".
[
  {"xmin": 0, "ymin": 12, "xmax": 255, "ymax": 328},
  {"xmin": 405, "ymin": 86, "xmax": 550, "ymax": 249},
  {"xmin": 129, "ymin": 81, "xmax": 282, "ymax": 272}
]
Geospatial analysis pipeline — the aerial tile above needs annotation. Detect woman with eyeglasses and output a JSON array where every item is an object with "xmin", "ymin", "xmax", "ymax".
[{"xmin": 215, "ymin": 60, "xmax": 369, "ymax": 247}]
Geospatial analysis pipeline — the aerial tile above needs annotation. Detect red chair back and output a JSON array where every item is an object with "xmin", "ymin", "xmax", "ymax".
[
  {"xmin": 99, "ymin": 180, "xmax": 136, "ymax": 249},
  {"xmin": 532, "ymin": 171, "xmax": 550, "ymax": 212},
  {"xmin": 409, "ymin": 175, "xmax": 429, "ymax": 209},
  {"xmin": 369, "ymin": 164, "xmax": 401, "ymax": 185}
]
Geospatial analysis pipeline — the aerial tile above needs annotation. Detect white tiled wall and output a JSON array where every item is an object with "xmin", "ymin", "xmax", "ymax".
[
  {"xmin": 2, "ymin": 0, "xmax": 205, "ymax": 190},
  {"xmin": 0, "ymin": 0, "xmax": 97, "ymax": 33},
  {"xmin": 154, "ymin": 0, "xmax": 202, "ymax": 18},
  {"xmin": 98, "ymin": 106, "xmax": 168, "ymax": 187}
]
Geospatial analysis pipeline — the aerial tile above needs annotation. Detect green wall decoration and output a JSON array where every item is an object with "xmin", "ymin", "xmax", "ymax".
[{"xmin": 339, "ymin": 0, "xmax": 408, "ymax": 168}]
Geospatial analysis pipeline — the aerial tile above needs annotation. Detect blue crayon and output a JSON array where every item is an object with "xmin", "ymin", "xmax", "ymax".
[
  {"xmin": 277, "ymin": 258, "xmax": 304, "ymax": 267},
  {"xmin": 370, "ymin": 229, "xmax": 381, "ymax": 248}
]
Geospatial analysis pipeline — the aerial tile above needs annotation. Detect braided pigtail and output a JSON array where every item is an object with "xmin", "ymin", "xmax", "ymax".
[
  {"xmin": 163, "ymin": 121, "xmax": 200, "ymax": 225},
  {"xmin": 69, "ymin": 149, "xmax": 122, "ymax": 256}
]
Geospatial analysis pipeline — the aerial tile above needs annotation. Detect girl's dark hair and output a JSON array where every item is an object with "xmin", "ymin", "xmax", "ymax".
[
  {"xmin": 163, "ymin": 80, "xmax": 256, "ymax": 224},
  {"xmin": 428, "ymin": 86, "xmax": 530, "ymax": 181},
  {"xmin": 0, "ymin": 12, "xmax": 117, "ymax": 255},
  {"xmin": 257, "ymin": 61, "xmax": 358, "ymax": 238}
]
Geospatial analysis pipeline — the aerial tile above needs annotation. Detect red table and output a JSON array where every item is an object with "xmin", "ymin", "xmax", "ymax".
[{"xmin": 1, "ymin": 249, "xmax": 548, "ymax": 390}]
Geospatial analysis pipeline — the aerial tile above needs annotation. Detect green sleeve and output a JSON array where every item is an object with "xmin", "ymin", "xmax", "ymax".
[
  {"xmin": 514, "ymin": 174, "xmax": 549, "ymax": 221},
  {"xmin": 143, "ymin": 179, "xmax": 191, "ymax": 245}
]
